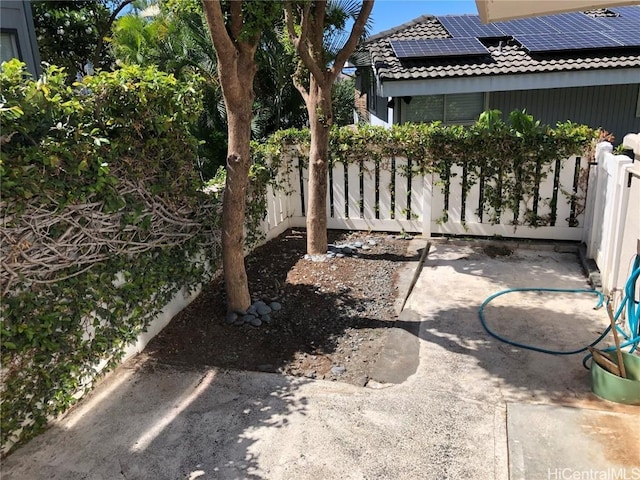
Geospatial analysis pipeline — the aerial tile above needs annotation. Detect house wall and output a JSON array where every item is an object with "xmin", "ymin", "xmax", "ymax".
[
  {"xmin": 1, "ymin": 0, "xmax": 40, "ymax": 77},
  {"xmin": 490, "ymin": 83, "xmax": 640, "ymax": 143},
  {"xmin": 369, "ymin": 95, "xmax": 392, "ymax": 127}
]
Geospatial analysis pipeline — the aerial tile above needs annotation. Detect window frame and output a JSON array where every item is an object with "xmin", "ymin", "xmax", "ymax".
[
  {"xmin": 442, "ymin": 92, "xmax": 487, "ymax": 125},
  {"xmin": 367, "ymin": 72, "xmax": 377, "ymax": 112},
  {"xmin": 400, "ymin": 92, "xmax": 487, "ymax": 125},
  {"xmin": 0, "ymin": 28, "xmax": 22, "ymax": 64}
]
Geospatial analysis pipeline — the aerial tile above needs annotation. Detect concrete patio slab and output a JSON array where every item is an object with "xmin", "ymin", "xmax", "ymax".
[
  {"xmin": 2, "ymin": 239, "xmax": 638, "ymax": 480},
  {"xmin": 507, "ymin": 403, "xmax": 640, "ymax": 480}
]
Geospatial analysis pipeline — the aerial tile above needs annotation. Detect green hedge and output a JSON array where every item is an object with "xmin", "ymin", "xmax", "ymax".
[
  {"xmin": 253, "ymin": 110, "xmax": 597, "ymax": 226},
  {"xmin": 0, "ymin": 61, "xmax": 219, "ymax": 454}
]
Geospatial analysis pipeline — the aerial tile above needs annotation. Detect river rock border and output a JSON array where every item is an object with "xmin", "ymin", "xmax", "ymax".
[{"xmin": 225, "ymin": 300, "xmax": 282, "ymax": 327}]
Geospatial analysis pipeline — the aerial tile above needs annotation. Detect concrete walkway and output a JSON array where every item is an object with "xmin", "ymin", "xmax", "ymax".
[{"xmin": 3, "ymin": 240, "xmax": 639, "ymax": 480}]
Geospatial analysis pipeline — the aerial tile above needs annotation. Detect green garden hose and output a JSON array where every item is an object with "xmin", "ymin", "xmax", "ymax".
[{"xmin": 478, "ymin": 255, "xmax": 640, "ymax": 368}]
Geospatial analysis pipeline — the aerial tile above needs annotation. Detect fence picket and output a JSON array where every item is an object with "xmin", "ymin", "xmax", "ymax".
[
  {"xmin": 465, "ymin": 172, "xmax": 482, "ymax": 223},
  {"xmin": 410, "ymin": 164, "xmax": 423, "ymax": 224},
  {"xmin": 332, "ymin": 163, "xmax": 346, "ymax": 220},
  {"xmin": 288, "ymin": 155, "xmax": 304, "ymax": 218},
  {"xmin": 448, "ymin": 164, "xmax": 464, "ymax": 225},
  {"xmin": 266, "ymin": 150, "xmax": 589, "ymax": 239},
  {"xmin": 347, "ymin": 162, "xmax": 361, "ymax": 219},
  {"xmin": 394, "ymin": 157, "xmax": 409, "ymax": 221},
  {"xmin": 363, "ymin": 160, "xmax": 376, "ymax": 220},
  {"xmin": 555, "ymin": 156, "xmax": 577, "ymax": 228},
  {"xmin": 536, "ymin": 161, "xmax": 555, "ymax": 226},
  {"xmin": 431, "ymin": 172, "xmax": 446, "ymax": 225},
  {"xmin": 378, "ymin": 162, "xmax": 393, "ymax": 221}
]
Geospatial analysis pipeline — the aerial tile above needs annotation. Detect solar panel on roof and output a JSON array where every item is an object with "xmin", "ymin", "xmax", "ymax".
[
  {"xmin": 593, "ymin": 15, "xmax": 640, "ymax": 30},
  {"xmin": 609, "ymin": 5, "xmax": 640, "ymax": 18},
  {"xmin": 602, "ymin": 30, "xmax": 640, "ymax": 47},
  {"xmin": 494, "ymin": 17, "xmax": 559, "ymax": 36},
  {"xmin": 515, "ymin": 31, "xmax": 623, "ymax": 52},
  {"xmin": 539, "ymin": 12, "xmax": 611, "ymax": 32},
  {"xmin": 390, "ymin": 38, "xmax": 489, "ymax": 58},
  {"xmin": 437, "ymin": 15, "xmax": 504, "ymax": 38}
]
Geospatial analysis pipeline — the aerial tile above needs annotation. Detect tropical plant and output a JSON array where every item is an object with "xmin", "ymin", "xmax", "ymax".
[{"xmin": 31, "ymin": 0, "xmax": 134, "ymax": 79}]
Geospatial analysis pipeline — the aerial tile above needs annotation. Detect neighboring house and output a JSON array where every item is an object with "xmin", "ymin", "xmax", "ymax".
[
  {"xmin": 356, "ymin": 6, "xmax": 640, "ymax": 141},
  {"xmin": 0, "ymin": 0, "xmax": 40, "ymax": 77}
]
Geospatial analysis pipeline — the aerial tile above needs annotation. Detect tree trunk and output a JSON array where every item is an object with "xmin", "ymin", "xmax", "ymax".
[
  {"xmin": 201, "ymin": 0, "xmax": 261, "ymax": 314},
  {"xmin": 305, "ymin": 77, "xmax": 333, "ymax": 255},
  {"xmin": 222, "ymin": 105, "xmax": 253, "ymax": 312}
]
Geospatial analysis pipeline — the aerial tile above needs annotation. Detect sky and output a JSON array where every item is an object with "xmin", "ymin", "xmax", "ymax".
[{"xmin": 369, "ymin": 0, "xmax": 479, "ymax": 34}]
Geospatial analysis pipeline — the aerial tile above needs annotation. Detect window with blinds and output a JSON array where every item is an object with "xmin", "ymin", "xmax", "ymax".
[
  {"xmin": 401, "ymin": 92, "xmax": 485, "ymax": 124},
  {"xmin": 0, "ymin": 31, "xmax": 20, "ymax": 64}
]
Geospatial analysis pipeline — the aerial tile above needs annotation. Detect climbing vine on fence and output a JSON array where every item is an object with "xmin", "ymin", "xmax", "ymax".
[
  {"xmin": 253, "ymin": 111, "xmax": 597, "ymax": 225},
  {"xmin": 0, "ymin": 61, "xmax": 221, "ymax": 454}
]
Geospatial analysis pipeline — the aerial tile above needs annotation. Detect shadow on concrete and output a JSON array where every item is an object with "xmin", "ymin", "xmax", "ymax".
[
  {"xmin": 2, "ymin": 362, "xmax": 312, "ymax": 479},
  {"xmin": 421, "ymin": 246, "xmax": 586, "ymax": 289},
  {"xmin": 3, "ymin": 239, "xmax": 612, "ymax": 478},
  {"xmin": 401, "ymin": 301, "xmax": 607, "ymax": 403}
]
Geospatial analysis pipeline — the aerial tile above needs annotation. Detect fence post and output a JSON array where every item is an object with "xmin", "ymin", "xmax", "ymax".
[
  {"xmin": 585, "ymin": 142, "xmax": 611, "ymax": 259},
  {"xmin": 422, "ymin": 172, "xmax": 432, "ymax": 237},
  {"xmin": 588, "ymin": 142, "xmax": 633, "ymax": 292},
  {"xmin": 603, "ymin": 157, "xmax": 634, "ymax": 292}
]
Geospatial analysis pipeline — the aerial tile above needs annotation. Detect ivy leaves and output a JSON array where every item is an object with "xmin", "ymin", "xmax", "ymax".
[
  {"xmin": 0, "ymin": 61, "xmax": 213, "ymax": 455},
  {"xmin": 253, "ymin": 112, "xmax": 596, "ymax": 227}
]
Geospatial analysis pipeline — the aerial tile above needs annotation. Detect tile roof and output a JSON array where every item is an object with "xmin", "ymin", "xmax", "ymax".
[{"xmin": 363, "ymin": 14, "xmax": 640, "ymax": 81}]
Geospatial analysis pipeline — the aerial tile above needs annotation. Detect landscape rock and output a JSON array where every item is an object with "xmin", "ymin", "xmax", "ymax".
[
  {"xmin": 331, "ymin": 365, "xmax": 346, "ymax": 375},
  {"xmin": 270, "ymin": 302, "xmax": 282, "ymax": 312},
  {"xmin": 261, "ymin": 314, "xmax": 271, "ymax": 323},
  {"xmin": 225, "ymin": 312, "xmax": 238, "ymax": 325},
  {"xmin": 256, "ymin": 304, "xmax": 272, "ymax": 315},
  {"xmin": 249, "ymin": 317, "xmax": 262, "ymax": 327}
]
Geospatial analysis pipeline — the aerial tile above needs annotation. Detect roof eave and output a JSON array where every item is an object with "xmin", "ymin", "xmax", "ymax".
[
  {"xmin": 475, "ymin": 0, "xmax": 640, "ymax": 23},
  {"xmin": 379, "ymin": 67, "xmax": 640, "ymax": 96}
]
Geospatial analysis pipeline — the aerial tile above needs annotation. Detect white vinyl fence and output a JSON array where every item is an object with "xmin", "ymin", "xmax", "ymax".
[
  {"xmin": 261, "ymin": 150, "xmax": 591, "ymax": 242},
  {"xmin": 583, "ymin": 141, "xmax": 640, "ymax": 294}
]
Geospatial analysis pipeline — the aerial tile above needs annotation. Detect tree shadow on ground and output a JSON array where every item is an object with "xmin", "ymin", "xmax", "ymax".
[
  {"xmin": 3, "ymin": 236, "xmax": 616, "ymax": 479},
  {"xmin": 1, "ymin": 361, "xmax": 313, "ymax": 479},
  {"xmin": 398, "ymin": 301, "xmax": 610, "ymax": 404},
  {"xmin": 144, "ymin": 229, "xmax": 419, "ymax": 384}
]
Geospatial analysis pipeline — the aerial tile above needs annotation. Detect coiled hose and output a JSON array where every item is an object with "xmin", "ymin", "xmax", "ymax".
[{"xmin": 478, "ymin": 255, "xmax": 640, "ymax": 368}]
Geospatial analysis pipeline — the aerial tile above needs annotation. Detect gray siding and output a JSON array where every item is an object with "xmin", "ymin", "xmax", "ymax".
[
  {"xmin": 1, "ymin": 1, "xmax": 41, "ymax": 77},
  {"xmin": 490, "ymin": 84, "xmax": 640, "ymax": 143},
  {"xmin": 373, "ymin": 95, "xmax": 388, "ymax": 122}
]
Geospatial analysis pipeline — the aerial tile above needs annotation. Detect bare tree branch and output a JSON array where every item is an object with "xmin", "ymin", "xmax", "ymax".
[
  {"xmin": 292, "ymin": 62, "xmax": 309, "ymax": 103},
  {"xmin": 285, "ymin": 1, "xmax": 326, "ymax": 84},
  {"xmin": 229, "ymin": 1, "xmax": 243, "ymax": 41},
  {"xmin": 93, "ymin": 0, "xmax": 134, "ymax": 68},
  {"xmin": 309, "ymin": 1, "xmax": 326, "ymax": 53},
  {"xmin": 331, "ymin": 0, "xmax": 374, "ymax": 79},
  {"xmin": 201, "ymin": 0, "xmax": 237, "ymax": 63},
  {"xmin": 1, "ymin": 180, "xmax": 221, "ymax": 296}
]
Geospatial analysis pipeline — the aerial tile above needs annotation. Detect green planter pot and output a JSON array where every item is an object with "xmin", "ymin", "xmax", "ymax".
[{"xmin": 590, "ymin": 351, "xmax": 640, "ymax": 405}]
